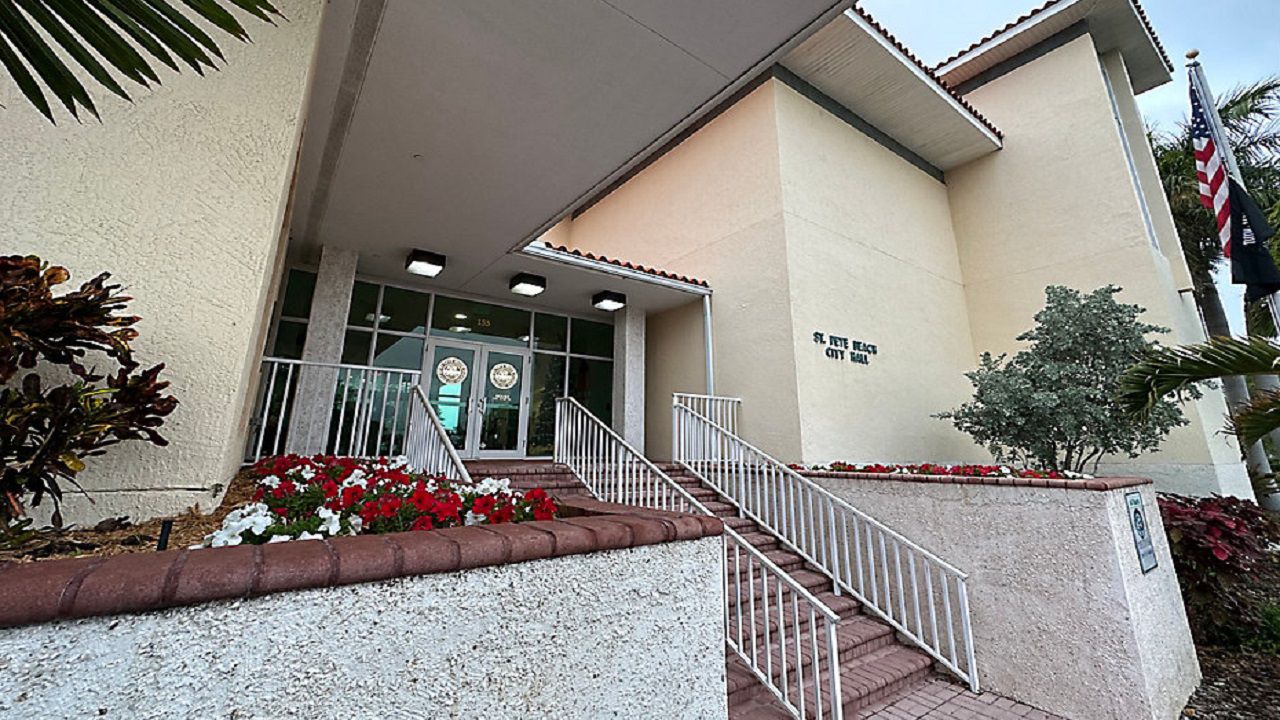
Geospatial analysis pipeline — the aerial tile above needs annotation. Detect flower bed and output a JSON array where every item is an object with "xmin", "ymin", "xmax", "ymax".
[
  {"xmin": 203, "ymin": 455, "xmax": 558, "ymax": 547},
  {"xmin": 788, "ymin": 462, "xmax": 1090, "ymax": 480}
]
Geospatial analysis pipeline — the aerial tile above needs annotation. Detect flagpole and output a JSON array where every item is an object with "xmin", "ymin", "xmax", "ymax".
[
  {"xmin": 1190, "ymin": 51, "xmax": 1280, "ymax": 506},
  {"xmin": 1187, "ymin": 50, "xmax": 1280, "ymax": 333}
]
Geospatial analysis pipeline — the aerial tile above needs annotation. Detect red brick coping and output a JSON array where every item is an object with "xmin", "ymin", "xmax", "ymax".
[
  {"xmin": 801, "ymin": 470, "xmax": 1152, "ymax": 492},
  {"xmin": 0, "ymin": 499, "xmax": 721, "ymax": 629}
]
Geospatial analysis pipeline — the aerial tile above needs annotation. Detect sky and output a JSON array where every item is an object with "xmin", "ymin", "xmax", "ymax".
[{"xmin": 860, "ymin": 0, "xmax": 1280, "ymax": 334}]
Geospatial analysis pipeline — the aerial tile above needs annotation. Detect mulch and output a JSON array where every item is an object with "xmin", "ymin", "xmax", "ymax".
[
  {"xmin": 0, "ymin": 471, "xmax": 256, "ymax": 564},
  {"xmin": 1183, "ymin": 550, "xmax": 1280, "ymax": 719}
]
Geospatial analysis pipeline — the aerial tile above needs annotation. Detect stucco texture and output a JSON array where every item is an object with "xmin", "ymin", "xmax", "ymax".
[
  {"xmin": 945, "ymin": 34, "xmax": 1248, "ymax": 496},
  {"xmin": 813, "ymin": 476, "xmax": 1199, "ymax": 720},
  {"xmin": 0, "ymin": 536, "xmax": 727, "ymax": 719},
  {"xmin": 0, "ymin": 1, "xmax": 326, "ymax": 524}
]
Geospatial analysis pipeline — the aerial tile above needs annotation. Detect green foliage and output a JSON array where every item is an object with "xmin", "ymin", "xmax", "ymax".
[
  {"xmin": 0, "ymin": 0, "xmax": 280, "ymax": 122},
  {"xmin": 0, "ymin": 255, "xmax": 177, "ymax": 529},
  {"xmin": 1120, "ymin": 335, "xmax": 1280, "ymax": 447},
  {"xmin": 1159, "ymin": 493, "xmax": 1280, "ymax": 645},
  {"xmin": 938, "ymin": 286, "xmax": 1188, "ymax": 473}
]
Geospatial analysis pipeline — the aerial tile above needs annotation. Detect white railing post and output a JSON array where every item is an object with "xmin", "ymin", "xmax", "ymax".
[
  {"xmin": 671, "ymin": 393, "xmax": 980, "ymax": 692},
  {"xmin": 556, "ymin": 396, "xmax": 845, "ymax": 719}
]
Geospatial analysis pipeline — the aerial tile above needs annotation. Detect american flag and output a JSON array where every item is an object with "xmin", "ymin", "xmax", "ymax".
[{"xmin": 1191, "ymin": 80, "xmax": 1232, "ymax": 256}]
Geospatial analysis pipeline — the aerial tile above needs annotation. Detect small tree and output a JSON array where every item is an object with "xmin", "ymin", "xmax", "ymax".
[
  {"xmin": 938, "ymin": 285, "xmax": 1188, "ymax": 474},
  {"xmin": 0, "ymin": 256, "xmax": 177, "ymax": 535}
]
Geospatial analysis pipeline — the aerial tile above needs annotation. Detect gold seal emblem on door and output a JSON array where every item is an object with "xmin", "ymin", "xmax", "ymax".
[
  {"xmin": 489, "ymin": 362, "xmax": 519, "ymax": 390},
  {"xmin": 435, "ymin": 356, "xmax": 468, "ymax": 385}
]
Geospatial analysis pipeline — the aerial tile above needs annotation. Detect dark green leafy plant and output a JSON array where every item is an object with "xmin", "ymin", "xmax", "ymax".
[
  {"xmin": 1159, "ymin": 493, "xmax": 1279, "ymax": 644},
  {"xmin": 0, "ymin": 0, "xmax": 280, "ymax": 122},
  {"xmin": 938, "ymin": 285, "xmax": 1189, "ymax": 474},
  {"xmin": 0, "ymin": 255, "xmax": 177, "ymax": 532}
]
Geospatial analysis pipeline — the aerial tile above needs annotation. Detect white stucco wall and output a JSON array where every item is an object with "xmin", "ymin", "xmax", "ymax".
[
  {"xmin": 0, "ymin": 1, "xmax": 326, "ymax": 524},
  {"xmin": 813, "ymin": 476, "xmax": 1199, "ymax": 720},
  {"xmin": 947, "ymin": 34, "xmax": 1249, "ymax": 496},
  {"xmin": 0, "ymin": 537, "xmax": 727, "ymax": 720}
]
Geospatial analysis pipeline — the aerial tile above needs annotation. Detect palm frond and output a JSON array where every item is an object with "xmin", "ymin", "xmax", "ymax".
[
  {"xmin": 1229, "ymin": 388, "xmax": 1280, "ymax": 446},
  {"xmin": 0, "ymin": 0, "xmax": 279, "ymax": 123},
  {"xmin": 1118, "ymin": 336, "xmax": 1280, "ymax": 416}
]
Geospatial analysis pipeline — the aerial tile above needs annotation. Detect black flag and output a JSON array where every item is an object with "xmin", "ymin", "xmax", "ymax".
[{"xmin": 1228, "ymin": 178, "xmax": 1280, "ymax": 302}]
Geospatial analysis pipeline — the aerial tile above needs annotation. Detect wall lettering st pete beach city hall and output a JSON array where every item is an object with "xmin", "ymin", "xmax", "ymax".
[{"xmin": 812, "ymin": 331, "xmax": 877, "ymax": 366}]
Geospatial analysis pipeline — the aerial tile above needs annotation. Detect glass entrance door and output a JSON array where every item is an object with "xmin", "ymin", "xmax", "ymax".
[
  {"xmin": 424, "ymin": 344, "xmax": 476, "ymax": 450},
  {"xmin": 422, "ymin": 342, "xmax": 530, "ymax": 458},
  {"xmin": 475, "ymin": 349, "xmax": 529, "ymax": 457}
]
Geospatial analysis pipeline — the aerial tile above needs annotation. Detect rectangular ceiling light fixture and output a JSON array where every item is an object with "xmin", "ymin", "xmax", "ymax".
[
  {"xmin": 592, "ymin": 290, "xmax": 626, "ymax": 312},
  {"xmin": 405, "ymin": 249, "xmax": 446, "ymax": 278}
]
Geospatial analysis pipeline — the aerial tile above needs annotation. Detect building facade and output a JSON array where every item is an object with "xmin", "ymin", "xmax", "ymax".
[{"xmin": 1, "ymin": 0, "xmax": 1251, "ymax": 527}]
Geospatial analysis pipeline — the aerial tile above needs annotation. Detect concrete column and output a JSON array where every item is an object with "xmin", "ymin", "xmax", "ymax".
[
  {"xmin": 288, "ymin": 246, "xmax": 358, "ymax": 453},
  {"xmin": 612, "ymin": 307, "xmax": 646, "ymax": 451}
]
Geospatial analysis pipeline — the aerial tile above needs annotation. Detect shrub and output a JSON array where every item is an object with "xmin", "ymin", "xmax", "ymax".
[
  {"xmin": 203, "ymin": 455, "xmax": 560, "ymax": 547},
  {"xmin": 0, "ymin": 256, "xmax": 177, "ymax": 533},
  {"xmin": 1159, "ymin": 493, "xmax": 1279, "ymax": 643},
  {"xmin": 938, "ymin": 285, "xmax": 1189, "ymax": 474}
]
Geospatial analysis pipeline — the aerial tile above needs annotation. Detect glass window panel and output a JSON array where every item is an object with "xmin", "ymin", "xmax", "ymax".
[
  {"xmin": 380, "ymin": 287, "xmax": 431, "ymax": 334},
  {"xmin": 425, "ymin": 346, "xmax": 476, "ymax": 450},
  {"xmin": 430, "ymin": 295, "xmax": 531, "ymax": 347},
  {"xmin": 373, "ymin": 334, "xmax": 425, "ymax": 370},
  {"xmin": 280, "ymin": 269, "xmax": 316, "ymax": 319},
  {"xmin": 527, "ymin": 353, "xmax": 566, "ymax": 456},
  {"xmin": 571, "ymin": 319, "xmax": 614, "ymax": 358},
  {"xmin": 533, "ymin": 314, "xmax": 567, "ymax": 352},
  {"xmin": 347, "ymin": 281, "xmax": 380, "ymax": 328},
  {"xmin": 341, "ymin": 329, "xmax": 372, "ymax": 365},
  {"xmin": 569, "ymin": 357, "xmax": 613, "ymax": 426},
  {"xmin": 271, "ymin": 320, "xmax": 307, "ymax": 359}
]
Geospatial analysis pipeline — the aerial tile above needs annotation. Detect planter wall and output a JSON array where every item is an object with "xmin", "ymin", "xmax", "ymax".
[
  {"xmin": 805, "ymin": 470, "xmax": 1199, "ymax": 720},
  {"xmin": 0, "ymin": 511, "xmax": 726, "ymax": 719}
]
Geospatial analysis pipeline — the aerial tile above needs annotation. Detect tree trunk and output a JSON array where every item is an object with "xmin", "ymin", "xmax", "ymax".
[{"xmin": 1200, "ymin": 283, "xmax": 1279, "ymax": 505}]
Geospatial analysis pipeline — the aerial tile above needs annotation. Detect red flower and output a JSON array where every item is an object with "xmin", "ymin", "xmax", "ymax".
[
  {"xmin": 471, "ymin": 495, "xmax": 498, "ymax": 517},
  {"xmin": 524, "ymin": 487, "xmax": 548, "ymax": 502},
  {"xmin": 409, "ymin": 487, "xmax": 436, "ymax": 513},
  {"xmin": 322, "ymin": 480, "xmax": 339, "ymax": 499},
  {"xmin": 410, "ymin": 515, "xmax": 435, "ymax": 532},
  {"xmin": 533, "ymin": 498, "xmax": 557, "ymax": 521}
]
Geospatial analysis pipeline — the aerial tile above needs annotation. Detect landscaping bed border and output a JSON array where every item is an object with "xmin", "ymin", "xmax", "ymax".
[
  {"xmin": 0, "ymin": 498, "xmax": 721, "ymax": 629},
  {"xmin": 800, "ymin": 469, "xmax": 1152, "ymax": 491}
]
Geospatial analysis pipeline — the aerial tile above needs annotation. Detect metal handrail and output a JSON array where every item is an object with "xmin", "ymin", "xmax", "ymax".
[
  {"xmin": 673, "ymin": 396, "xmax": 980, "ymax": 692},
  {"xmin": 554, "ymin": 396, "xmax": 844, "ymax": 719},
  {"xmin": 406, "ymin": 386, "xmax": 472, "ymax": 482}
]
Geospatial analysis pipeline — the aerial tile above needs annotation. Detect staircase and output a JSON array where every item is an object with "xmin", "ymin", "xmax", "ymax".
[
  {"xmin": 462, "ymin": 460, "xmax": 592, "ymax": 500},
  {"xmin": 658, "ymin": 463, "xmax": 938, "ymax": 718}
]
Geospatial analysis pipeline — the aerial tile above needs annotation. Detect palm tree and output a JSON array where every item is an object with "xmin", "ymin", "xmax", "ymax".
[
  {"xmin": 1147, "ymin": 77, "xmax": 1280, "ymax": 487},
  {"xmin": 1120, "ymin": 335, "xmax": 1280, "ymax": 450},
  {"xmin": 0, "ymin": 0, "xmax": 279, "ymax": 123},
  {"xmin": 1151, "ymin": 77, "xmax": 1280, "ymax": 340}
]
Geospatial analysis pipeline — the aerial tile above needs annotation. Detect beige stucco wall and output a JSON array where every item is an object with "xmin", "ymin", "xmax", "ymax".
[
  {"xmin": 814, "ymin": 476, "xmax": 1198, "ymax": 720},
  {"xmin": 773, "ymin": 82, "xmax": 987, "ymax": 464},
  {"xmin": 0, "ymin": 1, "xmax": 326, "ymax": 524},
  {"xmin": 563, "ymin": 82, "xmax": 805, "ymax": 461},
  {"xmin": 947, "ymin": 34, "xmax": 1249, "ymax": 495}
]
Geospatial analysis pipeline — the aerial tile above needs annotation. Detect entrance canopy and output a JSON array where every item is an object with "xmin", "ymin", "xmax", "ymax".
[{"xmin": 287, "ymin": 0, "xmax": 846, "ymax": 311}]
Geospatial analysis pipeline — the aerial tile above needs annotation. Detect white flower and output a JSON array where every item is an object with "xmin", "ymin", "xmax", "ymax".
[
  {"xmin": 474, "ymin": 476, "xmax": 512, "ymax": 496},
  {"xmin": 297, "ymin": 531, "xmax": 323, "ymax": 541},
  {"xmin": 267, "ymin": 534, "xmax": 292, "ymax": 544},
  {"xmin": 316, "ymin": 506, "xmax": 342, "ymax": 536},
  {"xmin": 348, "ymin": 514, "xmax": 363, "ymax": 534},
  {"xmin": 464, "ymin": 511, "xmax": 483, "ymax": 526}
]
